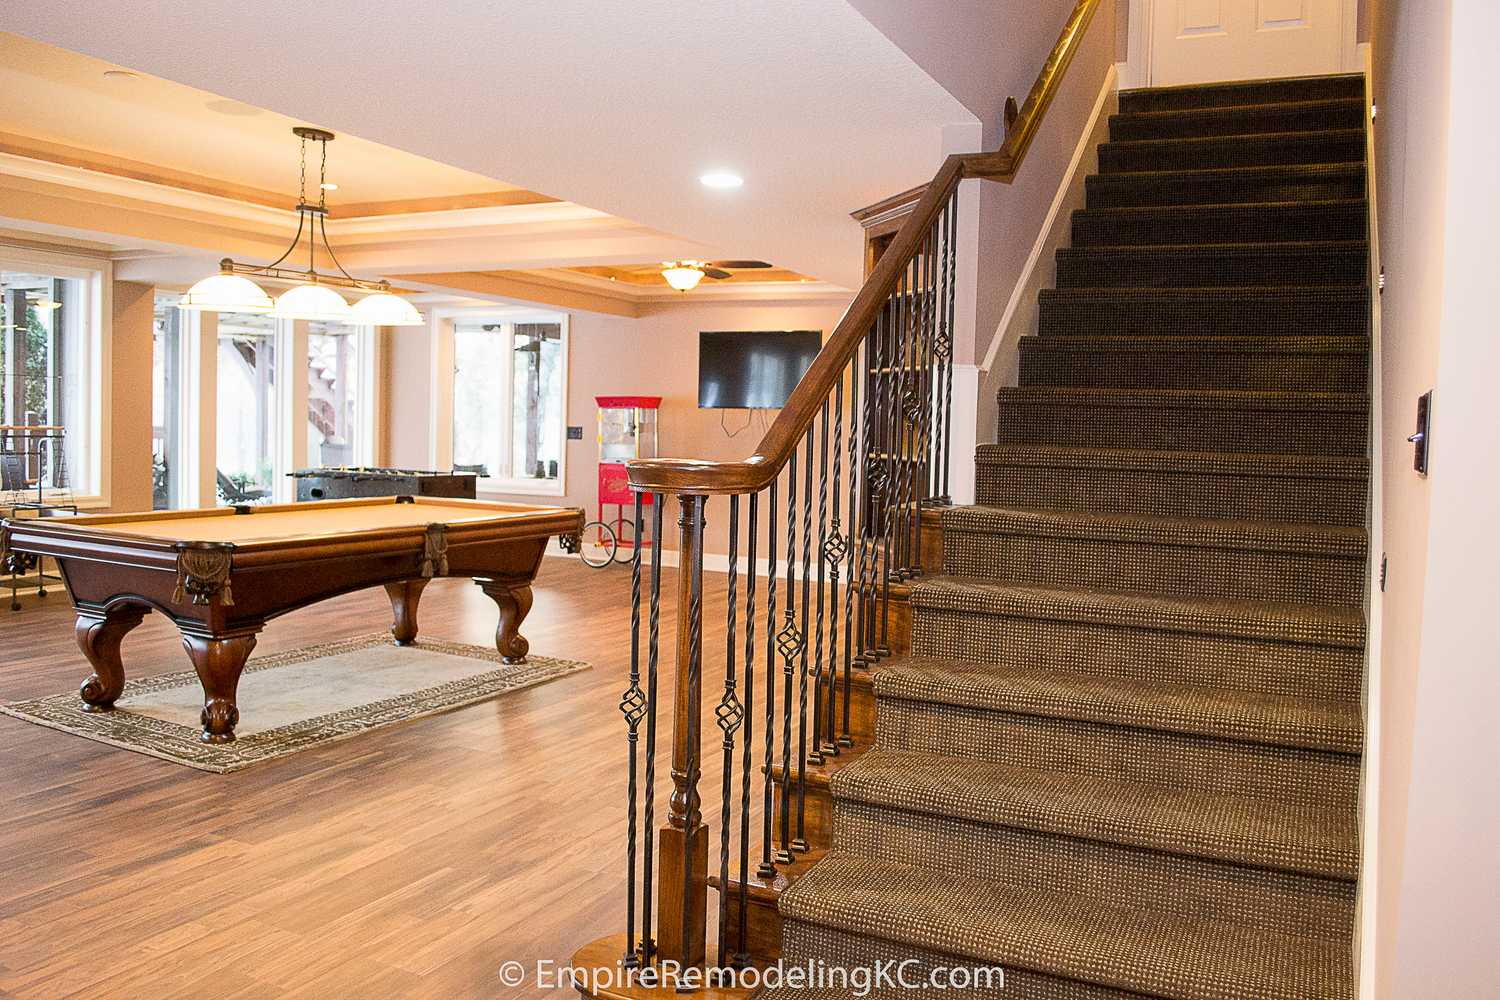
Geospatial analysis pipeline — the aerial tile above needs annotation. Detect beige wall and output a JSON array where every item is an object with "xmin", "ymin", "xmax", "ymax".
[
  {"xmin": 1366, "ymin": 1, "xmax": 1451, "ymax": 993},
  {"xmin": 107, "ymin": 280, "xmax": 155, "ymax": 512},
  {"xmin": 1383, "ymin": 2, "xmax": 1500, "ymax": 993},
  {"xmin": 387, "ymin": 297, "xmax": 853, "ymax": 559}
]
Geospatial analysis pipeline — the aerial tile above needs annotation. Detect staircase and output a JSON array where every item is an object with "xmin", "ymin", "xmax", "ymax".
[{"xmin": 766, "ymin": 73, "xmax": 1370, "ymax": 999}]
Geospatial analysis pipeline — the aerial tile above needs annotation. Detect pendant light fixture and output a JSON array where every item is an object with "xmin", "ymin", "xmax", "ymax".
[{"xmin": 180, "ymin": 127, "xmax": 423, "ymax": 325}]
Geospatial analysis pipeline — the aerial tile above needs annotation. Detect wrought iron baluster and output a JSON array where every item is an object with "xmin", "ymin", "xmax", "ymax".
[
  {"xmin": 736, "ymin": 492, "xmax": 757, "ymax": 961},
  {"xmin": 715, "ymin": 497, "xmax": 743, "ymax": 969},
  {"xmin": 793, "ymin": 429, "xmax": 813, "ymax": 853},
  {"xmin": 841, "ymin": 347, "xmax": 861, "ymax": 746},
  {"xmin": 759, "ymin": 482, "xmax": 779, "ymax": 879},
  {"xmin": 825, "ymin": 379, "xmax": 845, "ymax": 757},
  {"xmin": 942, "ymin": 192, "xmax": 958, "ymax": 502},
  {"xmin": 776, "ymin": 453, "xmax": 799, "ymax": 864},
  {"xmin": 641, "ymin": 494, "xmax": 664, "ymax": 962},
  {"xmin": 810, "ymin": 402, "xmax": 829, "ymax": 766},
  {"xmin": 620, "ymin": 494, "xmax": 647, "ymax": 965}
]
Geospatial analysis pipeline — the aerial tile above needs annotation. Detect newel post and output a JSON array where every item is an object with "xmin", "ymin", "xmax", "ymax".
[{"xmin": 658, "ymin": 492, "xmax": 708, "ymax": 967}]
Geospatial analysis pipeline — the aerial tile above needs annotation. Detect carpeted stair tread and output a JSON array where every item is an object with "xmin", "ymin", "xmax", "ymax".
[
  {"xmin": 911, "ymin": 575, "xmax": 1364, "ymax": 649},
  {"xmin": 1118, "ymin": 73, "xmax": 1364, "ymax": 114},
  {"xmin": 1055, "ymin": 241, "xmax": 1368, "ymax": 289},
  {"xmin": 999, "ymin": 385, "xmax": 1368, "ymax": 411},
  {"xmin": 943, "ymin": 504, "xmax": 1365, "ymax": 558},
  {"xmin": 1037, "ymin": 285, "xmax": 1370, "ymax": 338},
  {"xmin": 1099, "ymin": 128, "xmax": 1365, "ymax": 172},
  {"xmin": 831, "ymin": 749, "xmax": 1358, "ymax": 880},
  {"xmin": 1071, "ymin": 200, "xmax": 1367, "ymax": 246},
  {"xmin": 1085, "ymin": 162, "xmax": 1364, "ymax": 209},
  {"xmin": 778, "ymin": 853, "xmax": 1354, "ymax": 1000},
  {"xmin": 872, "ymin": 656, "xmax": 1361, "ymax": 753},
  {"xmin": 975, "ymin": 444, "xmax": 1368, "ymax": 478},
  {"xmin": 1108, "ymin": 97, "xmax": 1366, "ymax": 141}
]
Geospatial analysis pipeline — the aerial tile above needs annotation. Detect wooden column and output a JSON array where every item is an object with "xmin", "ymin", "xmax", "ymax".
[{"xmin": 657, "ymin": 492, "xmax": 707, "ymax": 968}]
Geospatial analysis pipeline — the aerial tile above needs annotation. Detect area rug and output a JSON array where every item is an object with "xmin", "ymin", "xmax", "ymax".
[{"xmin": 0, "ymin": 633, "xmax": 590, "ymax": 772}]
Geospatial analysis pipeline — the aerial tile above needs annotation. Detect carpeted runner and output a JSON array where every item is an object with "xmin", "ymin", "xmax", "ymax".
[{"xmin": 772, "ymin": 73, "xmax": 1368, "ymax": 998}]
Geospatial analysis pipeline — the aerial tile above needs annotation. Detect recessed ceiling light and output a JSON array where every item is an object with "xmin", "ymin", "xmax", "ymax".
[
  {"xmin": 320, "ymin": 182, "xmax": 339, "ymax": 191},
  {"xmin": 102, "ymin": 70, "xmax": 139, "ymax": 82},
  {"xmin": 699, "ymin": 171, "xmax": 744, "ymax": 190}
]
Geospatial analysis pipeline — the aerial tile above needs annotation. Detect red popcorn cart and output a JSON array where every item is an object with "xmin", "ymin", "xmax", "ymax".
[{"xmin": 588, "ymin": 395, "xmax": 660, "ymax": 565}]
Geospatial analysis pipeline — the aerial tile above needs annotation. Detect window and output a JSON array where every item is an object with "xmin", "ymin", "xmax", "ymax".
[
  {"xmin": 152, "ymin": 293, "xmax": 186, "ymax": 509},
  {"xmin": 215, "ymin": 312, "xmax": 281, "ymax": 504},
  {"xmin": 0, "ymin": 263, "xmax": 99, "ymax": 500},
  {"xmin": 306, "ymin": 321, "xmax": 369, "ymax": 468},
  {"xmin": 451, "ymin": 317, "xmax": 565, "ymax": 491}
]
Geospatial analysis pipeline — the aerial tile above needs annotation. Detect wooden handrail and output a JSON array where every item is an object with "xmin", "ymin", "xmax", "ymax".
[{"xmin": 628, "ymin": 0, "xmax": 1102, "ymax": 496}]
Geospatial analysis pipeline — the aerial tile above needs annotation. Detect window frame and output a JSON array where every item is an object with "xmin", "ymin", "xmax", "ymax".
[
  {"xmin": 0, "ymin": 246, "xmax": 111, "ymax": 508},
  {"xmin": 430, "ymin": 306, "xmax": 569, "ymax": 498}
]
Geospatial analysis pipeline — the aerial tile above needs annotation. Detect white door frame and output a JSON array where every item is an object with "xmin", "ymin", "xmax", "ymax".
[{"xmin": 1123, "ymin": 0, "xmax": 1362, "ymax": 89}]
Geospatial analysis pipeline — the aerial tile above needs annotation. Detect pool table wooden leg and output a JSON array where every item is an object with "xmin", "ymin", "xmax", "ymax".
[
  {"xmin": 75, "ymin": 605, "xmax": 149, "ymax": 712},
  {"xmin": 384, "ymin": 578, "xmax": 429, "ymax": 646},
  {"xmin": 477, "ymin": 578, "xmax": 533, "ymax": 664},
  {"xmin": 182, "ymin": 631, "xmax": 259, "ymax": 744}
]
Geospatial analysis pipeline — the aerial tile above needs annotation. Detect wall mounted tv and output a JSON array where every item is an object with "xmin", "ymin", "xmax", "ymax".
[{"xmin": 698, "ymin": 330, "xmax": 821, "ymax": 409}]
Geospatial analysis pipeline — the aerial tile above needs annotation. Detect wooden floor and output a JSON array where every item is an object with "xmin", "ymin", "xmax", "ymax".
[{"xmin": 0, "ymin": 557, "xmax": 742, "ymax": 999}]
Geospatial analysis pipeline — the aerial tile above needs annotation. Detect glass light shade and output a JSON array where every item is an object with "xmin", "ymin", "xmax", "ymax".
[
  {"xmin": 272, "ymin": 283, "xmax": 353, "ymax": 322},
  {"xmin": 179, "ymin": 273, "xmax": 274, "ymax": 312},
  {"xmin": 351, "ymin": 292, "xmax": 424, "ymax": 326},
  {"xmin": 662, "ymin": 265, "xmax": 705, "ymax": 291}
]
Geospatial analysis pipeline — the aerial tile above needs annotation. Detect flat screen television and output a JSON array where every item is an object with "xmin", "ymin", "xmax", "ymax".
[{"xmin": 698, "ymin": 330, "xmax": 821, "ymax": 409}]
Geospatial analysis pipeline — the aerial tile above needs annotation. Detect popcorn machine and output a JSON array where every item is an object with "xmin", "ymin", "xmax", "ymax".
[{"xmin": 595, "ymin": 395, "xmax": 660, "ymax": 560}]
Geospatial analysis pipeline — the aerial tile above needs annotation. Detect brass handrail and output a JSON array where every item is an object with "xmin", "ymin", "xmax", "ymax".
[{"xmin": 627, "ymin": 0, "xmax": 1103, "ymax": 496}]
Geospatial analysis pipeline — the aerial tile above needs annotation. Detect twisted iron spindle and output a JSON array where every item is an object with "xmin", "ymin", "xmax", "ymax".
[
  {"xmin": 715, "ymin": 497, "xmax": 744, "ymax": 969},
  {"xmin": 776, "ymin": 453, "xmax": 799, "ymax": 864},
  {"xmin": 809, "ymin": 402, "xmax": 829, "ymax": 767},
  {"xmin": 941, "ymin": 193, "xmax": 958, "ymax": 502},
  {"xmin": 793, "ymin": 429, "xmax": 813, "ymax": 853},
  {"xmin": 736, "ymin": 492, "xmax": 758, "ymax": 960},
  {"xmin": 640, "ymin": 494, "xmax": 664, "ymax": 963},
  {"xmin": 825, "ymin": 378, "xmax": 845, "ymax": 757},
  {"xmin": 758, "ymin": 482, "xmax": 779, "ymax": 879},
  {"xmin": 620, "ymin": 494, "xmax": 647, "ymax": 965},
  {"xmin": 840, "ymin": 348, "xmax": 861, "ymax": 746}
]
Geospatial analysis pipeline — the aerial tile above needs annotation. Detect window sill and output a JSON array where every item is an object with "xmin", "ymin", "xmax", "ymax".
[{"xmin": 477, "ymin": 478, "xmax": 566, "ymax": 499}]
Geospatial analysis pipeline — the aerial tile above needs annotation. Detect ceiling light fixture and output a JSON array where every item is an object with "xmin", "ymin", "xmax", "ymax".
[
  {"xmin": 699, "ymin": 170, "xmax": 744, "ymax": 190},
  {"xmin": 661, "ymin": 262, "xmax": 707, "ymax": 292},
  {"xmin": 180, "ymin": 127, "xmax": 422, "ymax": 325}
]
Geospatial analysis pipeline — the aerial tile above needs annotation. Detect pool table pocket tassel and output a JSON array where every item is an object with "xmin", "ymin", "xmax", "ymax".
[
  {"xmin": 420, "ymin": 523, "xmax": 450, "ymax": 578},
  {"xmin": 172, "ymin": 543, "xmax": 235, "ymax": 607}
]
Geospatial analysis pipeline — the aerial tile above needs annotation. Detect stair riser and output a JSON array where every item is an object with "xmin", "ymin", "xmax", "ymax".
[
  {"xmin": 1038, "ymin": 292, "xmax": 1369, "ymax": 338},
  {"xmin": 1018, "ymin": 344, "xmax": 1368, "ymax": 392},
  {"xmin": 941, "ymin": 529, "xmax": 1365, "ymax": 606},
  {"xmin": 910, "ymin": 607, "xmax": 1363, "ymax": 701},
  {"xmin": 1086, "ymin": 170, "xmax": 1364, "ymax": 208},
  {"xmin": 1056, "ymin": 248, "xmax": 1367, "ymax": 288},
  {"xmin": 1108, "ymin": 103, "xmax": 1365, "ymax": 141},
  {"xmin": 994, "ymin": 399, "xmax": 1368, "ymax": 456},
  {"xmin": 1071, "ymin": 205, "xmax": 1367, "ymax": 247},
  {"xmin": 976, "ymin": 462, "xmax": 1367, "ymax": 526},
  {"xmin": 1119, "ymin": 77, "xmax": 1365, "ymax": 114},
  {"xmin": 877, "ymin": 699, "xmax": 1357, "ymax": 807},
  {"xmin": 1099, "ymin": 133, "xmax": 1364, "ymax": 173},
  {"xmin": 834, "ymin": 801, "xmax": 1356, "ymax": 941}
]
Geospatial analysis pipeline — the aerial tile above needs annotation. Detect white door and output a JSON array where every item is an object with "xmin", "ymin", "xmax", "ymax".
[{"xmin": 1149, "ymin": 0, "xmax": 1350, "ymax": 87}]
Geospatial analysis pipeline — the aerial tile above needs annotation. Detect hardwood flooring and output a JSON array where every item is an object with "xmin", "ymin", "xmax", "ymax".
[{"xmin": 0, "ymin": 556, "xmax": 747, "ymax": 998}]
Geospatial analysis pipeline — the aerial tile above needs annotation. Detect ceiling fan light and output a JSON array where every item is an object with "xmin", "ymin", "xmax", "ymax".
[
  {"xmin": 662, "ymin": 264, "xmax": 705, "ymax": 292},
  {"xmin": 272, "ymin": 283, "xmax": 354, "ymax": 322},
  {"xmin": 351, "ymin": 292, "xmax": 424, "ymax": 326},
  {"xmin": 179, "ymin": 273, "xmax": 274, "ymax": 313}
]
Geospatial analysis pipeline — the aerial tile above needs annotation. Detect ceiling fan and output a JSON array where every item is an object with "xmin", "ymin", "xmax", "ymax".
[{"xmin": 661, "ymin": 259, "xmax": 772, "ymax": 291}]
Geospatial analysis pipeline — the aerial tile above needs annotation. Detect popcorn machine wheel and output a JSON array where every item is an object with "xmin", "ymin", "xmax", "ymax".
[{"xmin": 589, "ymin": 395, "xmax": 661, "ymax": 566}]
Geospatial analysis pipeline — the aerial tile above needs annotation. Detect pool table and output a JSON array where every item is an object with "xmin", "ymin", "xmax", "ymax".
[{"xmin": 0, "ymin": 496, "xmax": 584, "ymax": 744}]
